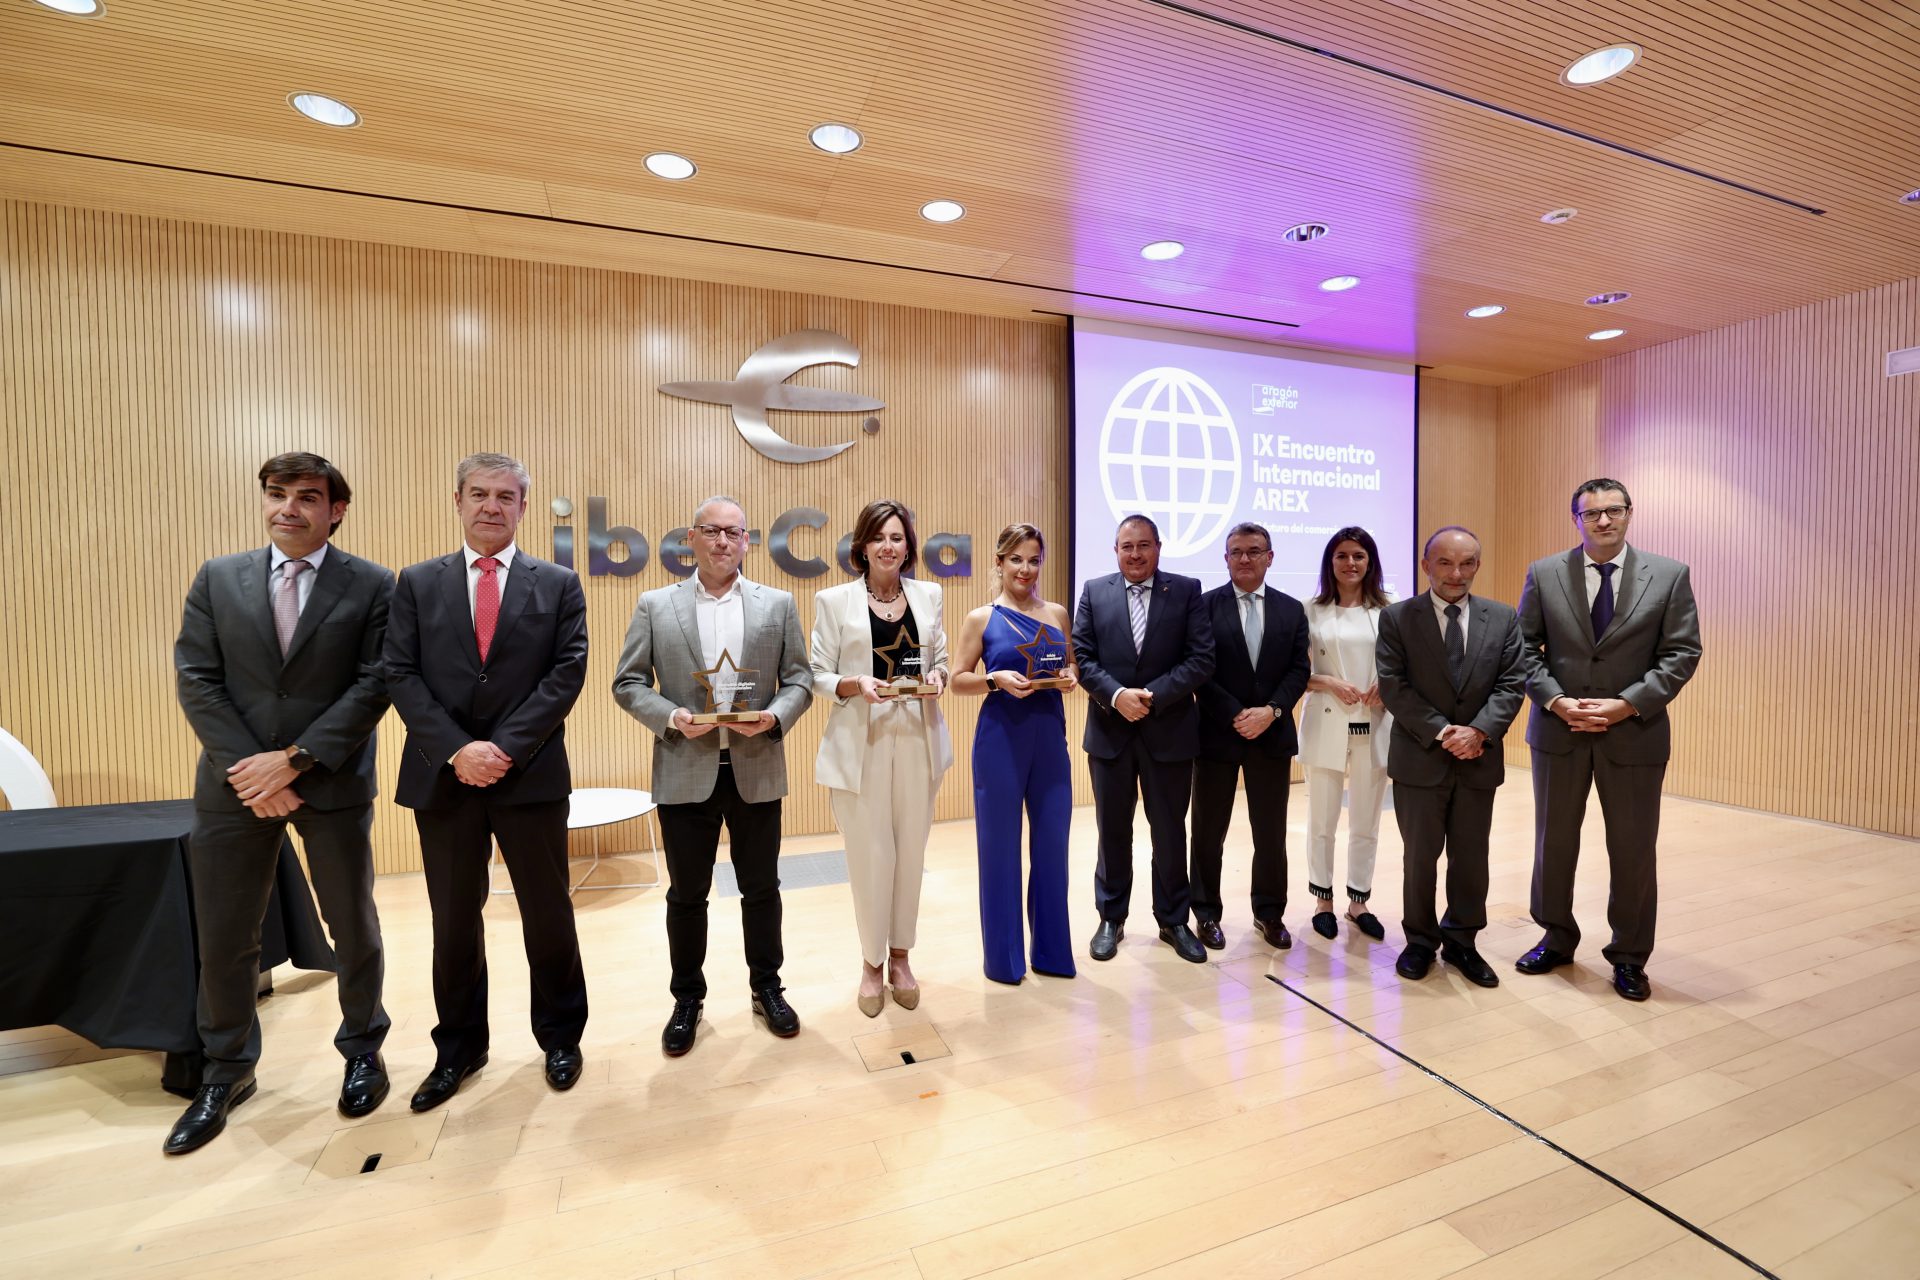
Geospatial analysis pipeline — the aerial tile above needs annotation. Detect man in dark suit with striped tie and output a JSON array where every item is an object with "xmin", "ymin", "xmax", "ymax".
[{"xmin": 385, "ymin": 452, "xmax": 591, "ymax": 1111}]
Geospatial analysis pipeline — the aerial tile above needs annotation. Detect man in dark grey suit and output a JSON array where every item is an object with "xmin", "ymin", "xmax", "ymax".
[
  {"xmin": 611, "ymin": 496, "xmax": 813, "ymax": 1057},
  {"xmin": 1375, "ymin": 527, "xmax": 1525, "ymax": 988},
  {"xmin": 1516, "ymin": 479, "xmax": 1702, "ymax": 1001},
  {"xmin": 386, "ymin": 452, "xmax": 591, "ymax": 1109},
  {"xmin": 168, "ymin": 452, "xmax": 394, "ymax": 1155},
  {"xmin": 1072, "ymin": 514, "xmax": 1215, "ymax": 964}
]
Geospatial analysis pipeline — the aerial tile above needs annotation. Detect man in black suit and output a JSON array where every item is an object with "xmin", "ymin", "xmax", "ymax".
[
  {"xmin": 385, "ymin": 452, "xmax": 590, "ymax": 1111},
  {"xmin": 1190, "ymin": 522, "xmax": 1311, "ymax": 952},
  {"xmin": 1375, "ymin": 526, "xmax": 1525, "ymax": 988},
  {"xmin": 1072, "ymin": 515, "xmax": 1215, "ymax": 963},
  {"xmin": 167, "ymin": 452, "xmax": 394, "ymax": 1155}
]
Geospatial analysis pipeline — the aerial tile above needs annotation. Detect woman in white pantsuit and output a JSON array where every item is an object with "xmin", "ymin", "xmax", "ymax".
[
  {"xmin": 1300, "ymin": 526, "xmax": 1393, "ymax": 943},
  {"xmin": 812, "ymin": 500, "xmax": 953, "ymax": 1016}
]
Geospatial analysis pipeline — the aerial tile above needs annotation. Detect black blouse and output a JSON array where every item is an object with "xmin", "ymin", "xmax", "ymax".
[{"xmin": 869, "ymin": 605, "xmax": 921, "ymax": 681}]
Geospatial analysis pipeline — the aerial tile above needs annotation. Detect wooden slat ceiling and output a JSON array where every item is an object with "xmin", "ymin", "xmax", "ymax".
[{"xmin": 2, "ymin": 0, "xmax": 1916, "ymax": 383}]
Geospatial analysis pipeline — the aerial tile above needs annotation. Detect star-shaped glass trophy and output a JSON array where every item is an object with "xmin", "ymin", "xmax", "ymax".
[
  {"xmin": 874, "ymin": 623, "xmax": 939, "ymax": 697},
  {"xmin": 1016, "ymin": 621, "xmax": 1074, "ymax": 689},
  {"xmin": 689, "ymin": 648, "xmax": 764, "ymax": 724}
]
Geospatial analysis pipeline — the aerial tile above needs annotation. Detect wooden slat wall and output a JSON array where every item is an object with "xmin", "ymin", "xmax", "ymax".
[
  {"xmin": 1415, "ymin": 376, "xmax": 1502, "ymax": 586},
  {"xmin": 1488, "ymin": 274, "xmax": 1920, "ymax": 837},
  {"xmin": 0, "ymin": 198, "xmax": 1087, "ymax": 873}
]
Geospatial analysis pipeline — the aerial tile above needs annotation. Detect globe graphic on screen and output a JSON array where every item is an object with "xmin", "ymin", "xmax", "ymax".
[{"xmin": 1098, "ymin": 366, "xmax": 1244, "ymax": 557}]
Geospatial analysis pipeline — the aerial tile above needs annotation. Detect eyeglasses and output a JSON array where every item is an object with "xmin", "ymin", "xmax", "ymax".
[
  {"xmin": 693, "ymin": 523, "xmax": 748, "ymax": 543},
  {"xmin": 1576, "ymin": 505, "xmax": 1631, "ymax": 524},
  {"xmin": 1225, "ymin": 549, "xmax": 1272, "ymax": 561}
]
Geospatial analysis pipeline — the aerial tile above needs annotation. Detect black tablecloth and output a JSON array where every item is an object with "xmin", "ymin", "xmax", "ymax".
[{"xmin": 0, "ymin": 800, "xmax": 335, "ymax": 1088}]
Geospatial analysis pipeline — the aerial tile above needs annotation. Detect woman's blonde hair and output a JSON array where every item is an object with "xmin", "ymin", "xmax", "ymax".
[{"xmin": 991, "ymin": 523, "xmax": 1047, "ymax": 601}]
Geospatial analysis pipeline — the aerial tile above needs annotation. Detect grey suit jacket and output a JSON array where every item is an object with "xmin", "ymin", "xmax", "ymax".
[
  {"xmin": 1518, "ymin": 546, "xmax": 1702, "ymax": 764},
  {"xmin": 611, "ymin": 576, "xmax": 813, "ymax": 806},
  {"xmin": 1376, "ymin": 593, "xmax": 1525, "ymax": 789},
  {"xmin": 175, "ymin": 545, "xmax": 394, "ymax": 812}
]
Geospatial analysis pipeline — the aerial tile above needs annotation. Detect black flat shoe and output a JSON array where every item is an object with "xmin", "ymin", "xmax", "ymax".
[
  {"xmin": 1613, "ymin": 964, "xmax": 1652, "ymax": 1002},
  {"xmin": 409, "ymin": 1055, "xmax": 486, "ymax": 1113},
  {"xmin": 752, "ymin": 986, "xmax": 801, "ymax": 1037},
  {"xmin": 1441, "ymin": 944, "xmax": 1500, "ymax": 988},
  {"xmin": 1158, "ymin": 924, "xmax": 1208, "ymax": 964},
  {"xmin": 1254, "ymin": 918, "xmax": 1292, "ymax": 950},
  {"xmin": 1311, "ymin": 911, "xmax": 1338, "ymax": 940},
  {"xmin": 661, "ymin": 1000, "xmax": 702, "ymax": 1056},
  {"xmin": 1089, "ymin": 920, "xmax": 1124, "ymax": 961},
  {"xmin": 1195, "ymin": 919, "xmax": 1226, "ymax": 951},
  {"xmin": 1395, "ymin": 945, "xmax": 1434, "ymax": 980},
  {"xmin": 544, "ymin": 1045, "xmax": 584, "ymax": 1090},
  {"xmin": 1347, "ymin": 911, "xmax": 1386, "ymax": 941},
  {"xmin": 338, "ymin": 1052, "xmax": 389, "ymax": 1118},
  {"xmin": 1516, "ymin": 943, "xmax": 1576, "ymax": 975},
  {"xmin": 162, "ymin": 1077, "xmax": 257, "ymax": 1155}
]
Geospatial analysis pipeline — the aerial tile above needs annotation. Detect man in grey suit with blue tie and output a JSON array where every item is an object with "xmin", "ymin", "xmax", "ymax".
[
  {"xmin": 1516, "ymin": 479, "xmax": 1702, "ymax": 1001},
  {"xmin": 612, "ymin": 496, "xmax": 813, "ymax": 1056},
  {"xmin": 1376, "ymin": 527, "xmax": 1525, "ymax": 988},
  {"xmin": 168, "ymin": 452, "xmax": 394, "ymax": 1154}
]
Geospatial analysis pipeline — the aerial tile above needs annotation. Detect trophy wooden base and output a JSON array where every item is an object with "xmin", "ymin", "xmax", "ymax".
[
  {"xmin": 878, "ymin": 683, "xmax": 941, "ymax": 697},
  {"xmin": 686, "ymin": 710, "xmax": 763, "ymax": 725},
  {"xmin": 1026, "ymin": 677, "xmax": 1074, "ymax": 689}
]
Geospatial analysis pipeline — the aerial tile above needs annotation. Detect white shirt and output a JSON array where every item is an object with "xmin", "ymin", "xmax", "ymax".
[
  {"xmin": 268, "ymin": 543, "xmax": 328, "ymax": 614},
  {"xmin": 1429, "ymin": 590, "xmax": 1470, "ymax": 644},
  {"xmin": 1583, "ymin": 544, "xmax": 1629, "ymax": 607},
  {"xmin": 463, "ymin": 542, "xmax": 516, "ymax": 621},
  {"xmin": 695, "ymin": 572, "xmax": 748, "ymax": 743}
]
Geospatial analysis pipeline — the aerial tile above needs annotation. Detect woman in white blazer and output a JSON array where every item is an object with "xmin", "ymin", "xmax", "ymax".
[
  {"xmin": 1300, "ymin": 525, "xmax": 1393, "ymax": 943},
  {"xmin": 811, "ymin": 500, "xmax": 953, "ymax": 1016}
]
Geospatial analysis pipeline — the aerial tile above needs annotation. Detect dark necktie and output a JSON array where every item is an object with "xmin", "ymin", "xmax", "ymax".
[
  {"xmin": 1444, "ymin": 602, "xmax": 1466, "ymax": 689},
  {"xmin": 1591, "ymin": 562, "xmax": 1616, "ymax": 642}
]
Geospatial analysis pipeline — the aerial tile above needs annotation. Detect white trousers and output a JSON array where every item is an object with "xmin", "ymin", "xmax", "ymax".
[
  {"xmin": 830, "ymin": 699, "xmax": 938, "ymax": 968},
  {"xmin": 1305, "ymin": 732, "xmax": 1389, "ymax": 901}
]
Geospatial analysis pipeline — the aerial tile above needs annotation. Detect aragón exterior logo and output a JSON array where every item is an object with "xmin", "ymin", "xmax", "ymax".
[
  {"xmin": 1098, "ymin": 366, "xmax": 1243, "ymax": 558},
  {"xmin": 659, "ymin": 329, "xmax": 885, "ymax": 464}
]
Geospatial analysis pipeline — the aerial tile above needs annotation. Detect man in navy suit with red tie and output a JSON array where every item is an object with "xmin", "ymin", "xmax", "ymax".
[{"xmin": 385, "ymin": 452, "xmax": 591, "ymax": 1110}]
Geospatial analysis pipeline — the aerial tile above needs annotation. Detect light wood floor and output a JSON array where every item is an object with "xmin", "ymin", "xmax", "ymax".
[{"xmin": 5, "ymin": 781, "xmax": 1919, "ymax": 1279}]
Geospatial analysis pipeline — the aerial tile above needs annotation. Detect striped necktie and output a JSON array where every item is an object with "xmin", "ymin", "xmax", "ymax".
[{"xmin": 1128, "ymin": 581, "xmax": 1149, "ymax": 654}]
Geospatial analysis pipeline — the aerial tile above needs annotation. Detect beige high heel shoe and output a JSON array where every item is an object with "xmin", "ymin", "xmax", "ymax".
[
  {"xmin": 888, "ymin": 950, "xmax": 920, "ymax": 1010},
  {"xmin": 858, "ymin": 964, "xmax": 885, "ymax": 1018}
]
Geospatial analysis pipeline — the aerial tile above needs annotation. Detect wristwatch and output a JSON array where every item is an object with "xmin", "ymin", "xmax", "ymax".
[
  {"xmin": 983, "ymin": 671, "xmax": 998, "ymax": 693},
  {"xmin": 288, "ymin": 745, "xmax": 317, "ymax": 773}
]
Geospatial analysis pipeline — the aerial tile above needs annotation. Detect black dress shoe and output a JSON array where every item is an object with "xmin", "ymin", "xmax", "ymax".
[
  {"xmin": 1311, "ymin": 911, "xmax": 1338, "ymax": 940},
  {"xmin": 409, "ymin": 1054, "xmax": 486, "ymax": 1113},
  {"xmin": 1195, "ymin": 919, "xmax": 1226, "ymax": 951},
  {"xmin": 752, "ymin": 987, "xmax": 801, "ymax": 1037},
  {"xmin": 1395, "ymin": 945, "xmax": 1435, "ymax": 980},
  {"xmin": 1089, "ymin": 919, "xmax": 1124, "ymax": 961},
  {"xmin": 544, "ymin": 1045, "xmax": 584, "ymax": 1090},
  {"xmin": 1348, "ymin": 911, "xmax": 1387, "ymax": 941},
  {"xmin": 1516, "ymin": 943, "xmax": 1576, "ymax": 975},
  {"xmin": 1254, "ymin": 918, "xmax": 1292, "ymax": 950},
  {"xmin": 338, "ymin": 1051, "xmax": 389, "ymax": 1118},
  {"xmin": 661, "ymin": 999, "xmax": 702, "ymax": 1056},
  {"xmin": 1613, "ymin": 964, "xmax": 1652, "ymax": 1002},
  {"xmin": 1158, "ymin": 924, "xmax": 1208, "ymax": 964},
  {"xmin": 162, "ymin": 1077, "xmax": 257, "ymax": 1155},
  {"xmin": 1441, "ymin": 944, "xmax": 1500, "ymax": 988}
]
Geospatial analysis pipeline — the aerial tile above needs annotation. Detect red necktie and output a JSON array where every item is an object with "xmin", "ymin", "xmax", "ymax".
[{"xmin": 474, "ymin": 557, "xmax": 500, "ymax": 662}]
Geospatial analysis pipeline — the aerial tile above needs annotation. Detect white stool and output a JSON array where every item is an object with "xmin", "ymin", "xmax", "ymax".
[
  {"xmin": 488, "ymin": 787, "xmax": 660, "ymax": 897},
  {"xmin": 0, "ymin": 728, "xmax": 56, "ymax": 810}
]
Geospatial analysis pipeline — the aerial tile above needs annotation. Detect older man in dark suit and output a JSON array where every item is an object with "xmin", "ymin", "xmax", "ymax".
[
  {"xmin": 1072, "ymin": 514, "xmax": 1215, "ymax": 964},
  {"xmin": 168, "ymin": 452, "xmax": 394, "ymax": 1155},
  {"xmin": 1375, "ymin": 526, "xmax": 1525, "ymax": 987},
  {"xmin": 1190, "ymin": 522, "xmax": 1311, "ymax": 952},
  {"xmin": 386, "ymin": 452, "xmax": 591, "ymax": 1111}
]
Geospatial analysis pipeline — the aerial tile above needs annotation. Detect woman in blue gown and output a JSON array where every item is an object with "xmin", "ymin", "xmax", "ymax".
[{"xmin": 951, "ymin": 523, "xmax": 1077, "ymax": 984}]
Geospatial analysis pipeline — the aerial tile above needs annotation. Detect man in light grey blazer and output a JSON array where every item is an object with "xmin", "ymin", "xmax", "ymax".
[
  {"xmin": 1376, "ymin": 527, "xmax": 1525, "ymax": 988},
  {"xmin": 612, "ymin": 496, "xmax": 813, "ymax": 1056},
  {"xmin": 1516, "ymin": 479, "xmax": 1702, "ymax": 1002}
]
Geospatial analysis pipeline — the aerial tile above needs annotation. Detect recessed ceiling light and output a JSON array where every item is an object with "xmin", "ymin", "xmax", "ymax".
[
  {"xmin": 1588, "ymin": 328, "xmax": 1626, "ymax": 341},
  {"xmin": 1318, "ymin": 275, "xmax": 1360, "ymax": 292},
  {"xmin": 288, "ymin": 92, "xmax": 359, "ymax": 128},
  {"xmin": 33, "ymin": 0, "xmax": 103, "ymax": 14},
  {"xmin": 1140, "ymin": 240, "xmax": 1185, "ymax": 261},
  {"xmin": 809, "ymin": 122, "xmax": 863, "ymax": 154},
  {"xmin": 1585, "ymin": 290, "xmax": 1631, "ymax": 306},
  {"xmin": 644, "ymin": 152, "xmax": 696, "ymax": 180},
  {"xmin": 919, "ymin": 200, "xmax": 965, "ymax": 223},
  {"xmin": 1466, "ymin": 305, "xmax": 1506, "ymax": 318},
  {"xmin": 1561, "ymin": 43, "xmax": 1641, "ymax": 87},
  {"xmin": 1284, "ymin": 222, "xmax": 1330, "ymax": 243},
  {"xmin": 1901, "ymin": 189, "xmax": 1920, "ymax": 205},
  {"xmin": 1540, "ymin": 207, "xmax": 1579, "ymax": 225}
]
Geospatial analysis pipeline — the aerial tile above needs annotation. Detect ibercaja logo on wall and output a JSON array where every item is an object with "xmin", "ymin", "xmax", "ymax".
[{"xmin": 550, "ymin": 330, "xmax": 973, "ymax": 581}]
